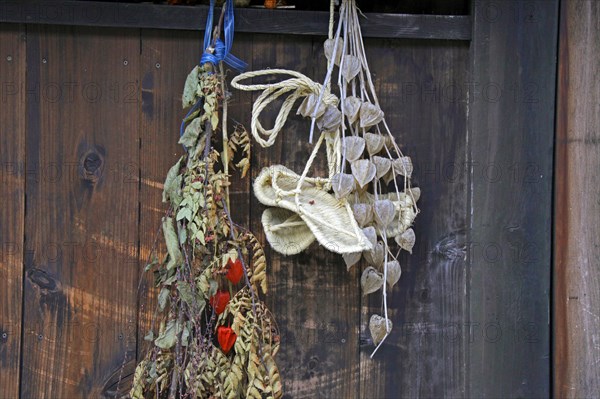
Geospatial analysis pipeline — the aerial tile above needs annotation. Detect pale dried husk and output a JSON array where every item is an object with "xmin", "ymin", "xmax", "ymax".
[
  {"xmin": 373, "ymin": 199, "xmax": 395, "ymax": 228},
  {"xmin": 372, "ymin": 156, "xmax": 391, "ymax": 178},
  {"xmin": 393, "ymin": 157, "xmax": 413, "ymax": 178},
  {"xmin": 361, "ymin": 266, "xmax": 383, "ymax": 295},
  {"xmin": 324, "ymin": 38, "xmax": 344, "ymax": 66},
  {"xmin": 343, "ymin": 96, "xmax": 362, "ymax": 124},
  {"xmin": 341, "ymin": 55, "xmax": 361, "ymax": 82},
  {"xmin": 352, "ymin": 203, "xmax": 373, "ymax": 227},
  {"xmin": 364, "ymin": 241, "xmax": 384, "ymax": 267},
  {"xmin": 362, "ymin": 226, "xmax": 377, "ymax": 248},
  {"xmin": 331, "ymin": 173, "xmax": 355, "ymax": 199},
  {"xmin": 359, "ymin": 102, "xmax": 384, "ymax": 128},
  {"xmin": 351, "ymin": 159, "xmax": 376, "ymax": 188},
  {"xmin": 395, "ymin": 228, "xmax": 415, "ymax": 253},
  {"xmin": 385, "ymin": 260, "xmax": 401, "ymax": 288},
  {"xmin": 343, "ymin": 252, "xmax": 362, "ymax": 270},
  {"xmin": 317, "ymin": 104, "xmax": 342, "ymax": 133},
  {"xmin": 343, "ymin": 136, "xmax": 365, "ymax": 162},
  {"xmin": 297, "ymin": 93, "xmax": 327, "ymax": 119},
  {"xmin": 369, "ymin": 314, "xmax": 392, "ymax": 345},
  {"xmin": 365, "ymin": 132, "xmax": 385, "ymax": 155}
]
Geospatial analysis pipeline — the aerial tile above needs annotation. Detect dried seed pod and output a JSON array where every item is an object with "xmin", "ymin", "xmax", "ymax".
[
  {"xmin": 407, "ymin": 187, "xmax": 421, "ymax": 202},
  {"xmin": 341, "ymin": 55, "xmax": 361, "ymax": 82},
  {"xmin": 343, "ymin": 252, "xmax": 362, "ymax": 270},
  {"xmin": 393, "ymin": 157, "xmax": 413, "ymax": 178},
  {"xmin": 362, "ymin": 226, "xmax": 377, "ymax": 248},
  {"xmin": 297, "ymin": 93, "xmax": 326, "ymax": 118},
  {"xmin": 351, "ymin": 159, "xmax": 376, "ymax": 188},
  {"xmin": 395, "ymin": 228, "xmax": 415, "ymax": 253},
  {"xmin": 343, "ymin": 136, "xmax": 366, "ymax": 162},
  {"xmin": 343, "ymin": 96, "xmax": 362, "ymax": 124},
  {"xmin": 324, "ymin": 38, "xmax": 344, "ymax": 66},
  {"xmin": 361, "ymin": 266, "xmax": 383, "ymax": 295},
  {"xmin": 398, "ymin": 207, "xmax": 418, "ymax": 233},
  {"xmin": 364, "ymin": 241, "xmax": 384, "ymax": 267},
  {"xmin": 317, "ymin": 104, "xmax": 342, "ymax": 133},
  {"xmin": 331, "ymin": 173, "xmax": 355, "ymax": 199},
  {"xmin": 359, "ymin": 102, "xmax": 384, "ymax": 128},
  {"xmin": 372, "ymin": 156, "xmax": 392, "ymax": 178},
  {"xmin": 369, "ymin": 314, "xmax": 392, "ymax": 345},
  {"xmin": 352, "ymin": 203, "xmax": 373, "ymax": 227},
  {"xmin": 373, "ymin": 199, "xmax": 395, "ymax": 228},
  {"xmin": 365, "ymin": 132, "xmax": 385, "ymax": 155},
  {"xmin": 385, "ymin": 260, "xmax": 401, "ymax": 288}
]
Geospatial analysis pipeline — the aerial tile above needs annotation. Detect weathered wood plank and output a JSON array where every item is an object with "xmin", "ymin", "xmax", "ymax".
[
  {"xmin": 0, "ymin": 0, "xmax": 471, "ymax": 40},
  {"xmin": 0, "ymin": 23, "xmax": 26, "ymax": 399},
  {"xmin": 21, "ymin": 25, "xmax": 140, "ymax": 398},
  {"xmin": 468, "ymin": 1, "xmax": 558, "ymax": 397},
  {"xmin": 358, "ymin": 39, "xmax": 468, "ymax": 399},
  {"xmin": 247, "ymin": 34, "xmax": 361, "ymax": 398},
  {"xmin": 136, "ymin": 28, "xmax": 201, "ymax": 369},
  {"xmin": 554, "ymin": 1, "xmax": 600, "ymax": 397}
]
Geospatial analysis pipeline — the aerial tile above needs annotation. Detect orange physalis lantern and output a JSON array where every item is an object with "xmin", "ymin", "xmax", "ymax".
[
  {"xmin": 209, "ymin": 290, "xmax": 230, "ymax": 315},
  {"xmin": 217, "ymin": 326, "xmax": 237, "ymax": 354},
  {"xmin": 226, "ymin": 258, "xmax": 244, "ymax": 284}
]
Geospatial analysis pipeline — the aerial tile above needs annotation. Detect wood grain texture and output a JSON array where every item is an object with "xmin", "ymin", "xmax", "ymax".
[
  {"xmin": 136, "ymin": 28, "xmax": 200, "ymax": 368},
  {"xmin": 0, "ymin": 24, "xmax": 25, "ymax": 398},
  {"xmin": 0, "ymin": 1, "xmax": 471, "ymax": 41},
  {"xmin": 358, "ymin": 39, "xmax": 468, "ymax": 399},
  {"xmin": 247, "ymin": 33, "xmax": 362, "ymax": 398},
  {"xmin": 21, "ymin": 25, "xmax": 140, "ymax": 398},
  {"xmin": 554, "ymin": 2, "xmax": 600, "ymax": 397},
  {"xmin": 468, "ymin": 1, "xmax": 558, "ymax": 397}
]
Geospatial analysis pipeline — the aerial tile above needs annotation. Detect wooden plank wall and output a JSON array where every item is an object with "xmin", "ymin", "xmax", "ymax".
[
  {"xmin": 0, "ymin": 24, "xmax": 26, "ymax": 398},
  {"xmin": 554, "ymin": 1, "xmax": 600, "ymax": 397},
  {"xmin": 468, "ymin": 1, "xmax": 558, "ymax": 397},
  {"xmin": 0, "ymin": 5, "xmax": 564, "ymax": 396}
]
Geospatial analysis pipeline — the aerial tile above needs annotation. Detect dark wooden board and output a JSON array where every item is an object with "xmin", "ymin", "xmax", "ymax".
[
  {"xmin": 358, "ymin": 39, "xmax": 468, "ymax": 399},
  {"xmin": 0, "ymin": 24, "xmax": 26, "ymax": 399},
  {"xmin": 554, "ymin": 1, "xmax": 600, "ymax": 397},
  {"xmin": 468, "ymin": 1, "xmax": 558, "ymax": 397},
  {"xmin": 21, "ymin": 25, "xmax": 140, "ymax": 398},
  {"xmin": 0, "ymin": 0, "xmax": 471, "ymax": 40}
]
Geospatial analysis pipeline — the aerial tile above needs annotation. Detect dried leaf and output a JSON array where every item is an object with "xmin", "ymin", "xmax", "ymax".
[
  {"xmin": 324, "ymin": 38, "xmax": 344, "ymax": 66},
  {"xmin": 179, "ymin": 117, "xmax": 203, "ymax": 148},
  {"xmin": 331, "ymin": 173, "xmax": 355, "ymax": 199},
  {"xmin": 341, "ymin": 55, "xmax": 361, "ymax": 82},
  {"xmin": 359, "ymin": 102, "xmax": 384, "ymax": 128},
  {"xmin": 343, "ymin": 96, "xmax": 362, "ymax": 124},
  {"xmin": 372, "ymin": 156, "xmax": 391, "ymax": 178},
  {"xmin": 369, "ymin": 314, "xmax": 392, "ymax": 345},
  {"xmin": 163, "ymin": 217, "xmax": 182, "ymax": 270},
  {"xmin": 342, "ymin": 252, "xmax": 362, "ymax": 270},
  {"xmin": 361, "ymin": 266, "xmax": 383, "ymax": 295},
  {"xmin": 351, "ymin": 159, "xmax": 376, "ymax": 188},
  {"xmin": 317, "ymin": 104, "xmax": 342, "ymax": 133},
  {"xmin": 162, "ymin": 157, "xmax": 183, "ymax": 205},
  {"xmin": 385, "ymin": 260, "xmax": 401, "ymax": 288},
  {"xmin": 352, "ymin": 203, "xmax": 373, "ymax": 227},
  {"xmin": 158, "ymin": 287, "xmax": 169, "ymax": 311},
  {"xmin": 297, "ymin": 93, "xmax": 326, "ymax": 119},
  {"xmin": 364, "ymin": 241, "xmax": 384, "ymax": 267},
  {"xmin": 154, "ymin": 320, "xmax": 182, "ymax": 350},
  {"xmin": 393, "ymin": 157, "xmax": 414, "ymax": 178},
  {"xmin": 395, "ymin": 228, "xmax": 416, "ymax": 253},
  {"xmin": 182, "ymin": 65, "xmax": 200, "ymax": 109},
  {"xmin": 343, "ymin": 136, "xmax": 365, "ymax": 162},
  {"xmin": 373, "ymin": 199, "xmax": 395, "ymax": 228},
  {"xmin": 365, "ymin": 132, "xmax": 385, "ymax": 155}
]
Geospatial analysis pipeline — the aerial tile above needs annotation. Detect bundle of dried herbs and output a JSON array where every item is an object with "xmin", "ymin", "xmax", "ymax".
[{"xmin": 130, "ymin": 3, "xmax": 282, "ymax": 397}]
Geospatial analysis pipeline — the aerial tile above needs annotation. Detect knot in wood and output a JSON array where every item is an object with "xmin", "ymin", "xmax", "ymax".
[{"xmin": 79, "ymin": 150, "xmax": 104, "ymax": 183}]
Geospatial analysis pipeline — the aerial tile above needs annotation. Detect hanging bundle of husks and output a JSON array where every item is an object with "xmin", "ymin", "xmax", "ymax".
[
  {"xmin": 231, "ymin": 0, "xmax": 419, "ymax": 355},
  {"xmin": 130, "ymin": 1, "xmax": 282, "ymax": 397}
]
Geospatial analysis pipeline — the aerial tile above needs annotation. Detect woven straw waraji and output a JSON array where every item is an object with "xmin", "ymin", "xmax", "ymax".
[{"xmin": 253, "ymin": 165, "xmax": 372, "ymax": 254}]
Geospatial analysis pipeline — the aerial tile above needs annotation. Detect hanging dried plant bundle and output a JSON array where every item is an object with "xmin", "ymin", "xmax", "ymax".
[
  {"xmin": 130, "ymin": 64, "xmax": 282, "ymax": 399},
  {"xmin": 229, "ymin": 0, "xmax": 420, "ymax": 358}
]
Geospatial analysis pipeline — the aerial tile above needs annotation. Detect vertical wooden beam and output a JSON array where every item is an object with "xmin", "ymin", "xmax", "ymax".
[
  {"xmin": 0, "ymin": 23, "xmax": 25, "ymax": 399},
  {"xmin": 554, "ymin": 1, "xmax": 600, "ymax": 397},
  {"xmin": 468, "ymin": 1, "xmax": 558, "ymax": 397},
  {"xmin": 21, "ymin": 25, "xmax": 140, "ymax": 398}
]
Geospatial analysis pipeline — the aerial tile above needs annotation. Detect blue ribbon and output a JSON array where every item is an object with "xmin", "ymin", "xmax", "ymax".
[{"xmin": 200, "ymin": 0, "xmax": 247, "ymax": 72}]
